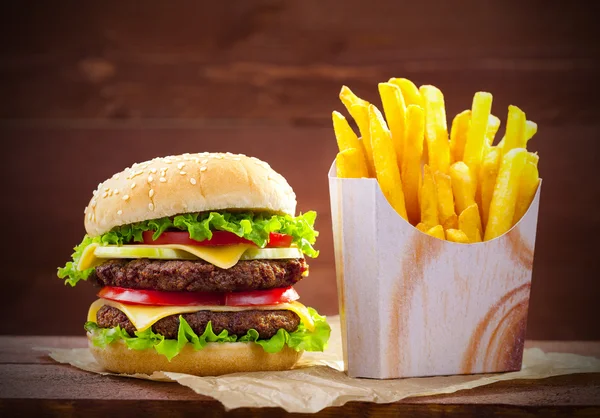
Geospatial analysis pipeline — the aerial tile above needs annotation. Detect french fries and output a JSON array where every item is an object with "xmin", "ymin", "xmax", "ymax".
[
  {"xmin": 434, "ymin": 171, "xmax": 458, "ymax": 230},
  {"xmin": 446, "ymin": 229, "xmax": 470, "ymax": 244},
  {"xmin": 420, "ymin": 164, "xmax": 439, "ymax": 227},
  {"xmin": 486, "ymin": 115, "xmax": 501, "ymax": 146},
  {"xmin": 378, "ymin": 83, "xmax": 406, "ymax": 170},
  {"xmin": 513, "ymin": 161, "xmax": 540, "ymax": 224},
  {"xmin": 336, "ymin": 148, "xmax": 369, "ymax": 178},
  {"xmin": 332, "ymin": 78, "xmax": 541, "ymax": 245},
  {"xmin": 402, "ymin": 105, "xmax": 425, "ymax": 224},
  {"xmin": 332, "ymin": 111, "xmax": 368, "ymax": 165},
  {"xmin": 388, "ymin": 78, "xmax": 423, "ymax": 107},
  {"xmin": 480, "ymin": 146, "xmax": 501, "ymax": 229},
  {"xmin": 420, "ymin": 85, "xmax": 451, "ymax": 174},
  {"xmin": 369, "ymin": 104, "xmax": 408, "ymax": 220},
  {"xmin": 449, "ymin": 110, "xmax": 471, "ymax": 163},
  {"xmin": 464, "ymin": 92, "xmax": 493, "ymax": 180},
  {"xmin": 502, "ymin": 105, "xmax": 527, "ymax": 154},
  {"xmin": 339, "ymin": 86, "xmax": 375, "ymax": 176},
  {"xmin": 459, "ymin": 204, "xmax": 483, "ymax": 243},
  {"xmin": 484, "ymin": 148, "xmax": 528, "ymax": 241},
  {"xmin": 449, "ymin": 161, "xmax": 476, "ymax": 215},
  {"xmin": 425, "ymin": 225, "xmax": 445, "ymax": 240}
]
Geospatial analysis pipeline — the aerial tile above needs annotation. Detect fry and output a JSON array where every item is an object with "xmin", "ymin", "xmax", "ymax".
[
  {"xmin": 446, "ymin": 229, "xmax": 470, "ymax": 243},
  {"xmin": 369, "ymin": 104, "xmax": 408, "ymax": 219},
  {"xmin": 525, "ymin": 120, "xmax": 538, "ymax": 144},
  {"xmin": 449, "ymin": 110, "xmax": 471, "ymax": 163},
  {"xmin": 416, "ymin": 223, "xmax": 429, "ymax": 233},
  {"xmin": 434, "ymin": 171, "xmax": 458, "ymax": 230},
  {"xmin": 339, "ymin": 86, "xmax": 375, "ymax": 176},
  {"xmin": 480, "ymin": 146, "xmax": 501, "ymax": 229},
  {"xmin": 513, "ymin": 161, "xmax": 540, "ymax": 224},
  {"xmin": 527, "ymin": 151, "xmax": 539, "ymax": 166},
  {"xmin": 420, "ymin": 85, "xmax": 450, "ymax": 174},
  {"xmin": 464, "ymin": 92, "xmax": 493, "ymax": 179},
  {"xmin": 332, "ymin": 111, "xmax": 368, "ymax": 161},
  {"xmin": 378, "ymin": 82, "xmax": 406, "ymax": 169},
  {"xmin": 426, "ymin": 224, "xmax": 445, "ymax": 240},
  {"xmin": 419, "ymin": 164, "xmax": 438, "ymax": 227},
  {"xmin": 336, "ymin": 148, "xmax": 369, "ymax": 178},
  {"xmin": 449, "ymin": 161, "xmax": 476, "ymax": 215},
  {"xmin": 486, "ymin": 114, "xmax": 501, "ymax": 145},
  {"xmin": 389, "ymin": 77, "xmax": 423, "ymax": 107},
  {"xmin": 459, "ymin": 204, "xmax": 483, "ymax": 243},
  {"xmin": 484, "ymin": 148, "xmax": 528, "ymax": 241},
  {"xmin": 401, "ymin": 104, "xmax": 425, "ymax": 224},
  {"xmin": 503, "ymin": 105, "xmax": 526, "ymax": 154}
]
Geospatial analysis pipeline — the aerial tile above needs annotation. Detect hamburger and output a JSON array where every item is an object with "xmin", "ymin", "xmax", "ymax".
[{"xmin": 58, "ymin": 152, "xmax": 330, "ymax": 376}]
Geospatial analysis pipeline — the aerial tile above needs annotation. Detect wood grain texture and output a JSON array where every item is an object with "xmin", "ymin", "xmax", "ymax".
[
  {"xmin": 1, "ymin": 1, "xmax": 599, "ymax": 122},
  {"xmin": 1, "ymin": 0, "xmax": 599, "ymax": 342},
  {"xmin": 0, "ymin": 337, "xmax": 598, "ymax": 416},
  {"xmin": 329, "ymin": 164, "xmax": 540, "ymax": 378}
]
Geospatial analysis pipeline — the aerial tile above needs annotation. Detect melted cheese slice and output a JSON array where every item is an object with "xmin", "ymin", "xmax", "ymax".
[
  {"xmin": 88, "ymin": 299, "xmax": 315, "ymax": 332},
  {"xmin": 79, "ymin": 244, "xmax": 252, "ymax": 270}
]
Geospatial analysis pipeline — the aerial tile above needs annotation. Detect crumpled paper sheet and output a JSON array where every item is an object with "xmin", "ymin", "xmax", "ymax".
[{"xmin": 43, "ymin": 316, "xmax": 600, "ymax": 413}]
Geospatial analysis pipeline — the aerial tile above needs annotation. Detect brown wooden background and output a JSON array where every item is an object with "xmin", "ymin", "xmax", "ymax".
[{"xmin": 1, "ymin": 1, "xmax": 599, "ymax": 339}]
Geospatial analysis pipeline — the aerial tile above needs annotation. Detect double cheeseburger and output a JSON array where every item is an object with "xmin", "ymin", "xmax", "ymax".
[{"xmin": 58, "ymin": 152, "xmax": 330, "ymax": 376}]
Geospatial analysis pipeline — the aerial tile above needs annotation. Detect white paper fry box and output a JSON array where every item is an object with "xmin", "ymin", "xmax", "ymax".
[{"xmin": 328, "ymin": 162, "xmax": 542, "ymax": 379}]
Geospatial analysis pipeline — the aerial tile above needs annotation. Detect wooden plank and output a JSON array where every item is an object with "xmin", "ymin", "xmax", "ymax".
[
  {"xmin": 1, "ymin": 1, "xmax": 598, "ymax": 120},
  {"xmin": 1, "ymin": 399, "xmax": 598, "ymax": 418}
]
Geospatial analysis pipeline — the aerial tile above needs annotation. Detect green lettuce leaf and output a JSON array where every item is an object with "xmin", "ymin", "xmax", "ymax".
[
  {"xmin": 85, "ymin": 307, "xmax": 330, "ymax": 361},
  {"xmin": 59, "ymin": 211, "xmax": 319, "ymax": 286}
]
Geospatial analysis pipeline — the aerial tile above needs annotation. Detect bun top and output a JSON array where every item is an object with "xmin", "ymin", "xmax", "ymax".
[{"xmin": 84, "ymin": 152, "xmax": 297, "ymax": 237}]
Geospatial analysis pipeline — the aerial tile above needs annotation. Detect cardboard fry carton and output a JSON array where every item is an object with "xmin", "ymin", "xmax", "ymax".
[{"xmin": 328, "ymin": 163, "xmax": 541, "ymax": 379}]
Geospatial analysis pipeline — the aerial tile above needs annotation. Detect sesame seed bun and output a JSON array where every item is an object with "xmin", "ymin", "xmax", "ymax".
[
  {"xmin": 88, "ymin": 336, "xmax": 303, "ymax": 376},
  {"xmin": 84, "ymin": 152, "xmax": 297, "ymax": 237}
]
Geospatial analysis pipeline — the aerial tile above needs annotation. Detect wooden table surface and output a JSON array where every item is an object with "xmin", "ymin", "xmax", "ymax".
[{"xmin": 0, "ymin": 337, "xmax": 599, "ymax": 417}]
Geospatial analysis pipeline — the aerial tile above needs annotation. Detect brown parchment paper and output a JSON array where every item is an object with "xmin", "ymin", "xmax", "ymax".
[{"xmin": 42, "ymin": 316, "xmax": 600, "ymax": 413}]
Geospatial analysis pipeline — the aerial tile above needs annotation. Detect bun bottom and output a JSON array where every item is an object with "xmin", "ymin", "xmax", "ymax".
[{"xmin": 88, "ymin": 336, "xmax": 303, "ymax": 376}]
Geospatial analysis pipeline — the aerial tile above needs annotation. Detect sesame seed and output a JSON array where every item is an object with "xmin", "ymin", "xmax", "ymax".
[
  {"xmin": 177, "ymin": 162, "xmax": 185, "ymax": 169},
  {"xmin": 149, "ymin": 189, "xmax": 154, "ymax": 198},
  {"xmin": 200, "ymin": 166, "xmax": 207, "ymax": 172},
  {"xmin": 159, "ymin": 177, "xmax": 166, "ymax": 182},
  {"xmin": 232, "ymin": 157, "xmax": 241, "ymax": 161},
  {"xmin": 148, "ymin": 175, "xmax": 154, "ymax": 183},
  {"xmin": 113, "ymin": 174, "xmax": 120, "ymax": 179},
  {"xmin": 131, "ymin": 182, "xmax": 136, "ymax": 189},
  {"xmin": 114, "ymin": 189, "xmax": 120, "ymax": 195},
  {"xmin": 164, "ymin": 160, "xmax": 172, "ymax": 164},
  {"xmin": 122, "ymin": 194, "xmax": 129, "ymax": 201},
  {"xmin": 201, "ymin": 159, "xmax": 208, "ymax": 164},
  {"xmin": 215, "ymin": 155, "xmax": 223, "ymax": 159},
  {"xmin": 102, "ymin": 192, "xmax": 108, "ymax": 198},
  {"xmin": 84, "ymin": 207, "xmax": 88, "ymax": 214},
  {"xmin": 91, "ymin": 200, "xmax": 97, "ymax": 207},
  {"xmin": 117, "ymin": 210, "xmax": 123, "ymax": 215},
  {"xmin": 180, "ymin": 171, "xmax": 186, "ymax": 175},
  {"xmin": 148, "ymin": 203, "xmax": 154, "ymax": 211},
  {"xmin": 190, "ymin": 177, "xmax": 196, "ymax": 185},
  {"xmin": 150, "ymin": 168, "xmax": 157, "ymax": 173},
  {"xmin": 104, "ymin": 187, "xmax": 109, "ymax": 192}
]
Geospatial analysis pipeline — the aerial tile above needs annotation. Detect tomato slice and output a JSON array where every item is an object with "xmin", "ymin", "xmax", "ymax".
[
  {"xmin": 97, "ymin": 286, "xmax": 299, "ymax": 307},
  {"xmin": 97, "ymin": 287, "xmax": 222, "ymax": 306},
  {"xmin": 141, "ymin": 230, "xmax": 292, "ymax": 248},
  {"xmin": 225, "ymin": 287, "xmax": 299, "ymax": 306}
]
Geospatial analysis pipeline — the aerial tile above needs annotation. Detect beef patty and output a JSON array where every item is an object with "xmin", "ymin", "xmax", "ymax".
[
  {"xmin": 96, "ymin": 305, "xmax": 300, "ymax": 339},
  {"xmin": 91, "ymin": 258, "xmax": 307, "ymax": 292}
]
